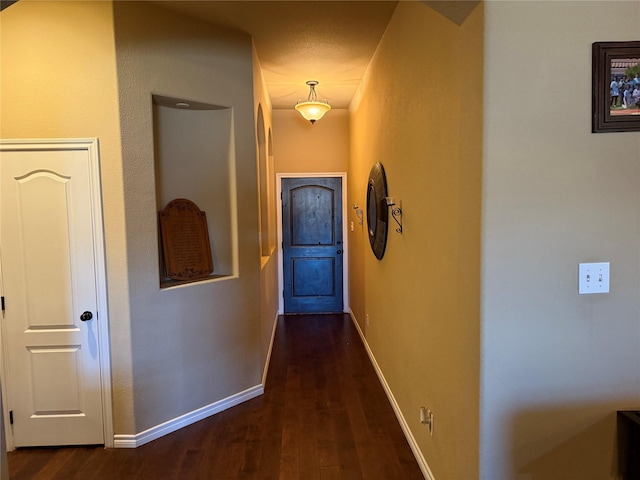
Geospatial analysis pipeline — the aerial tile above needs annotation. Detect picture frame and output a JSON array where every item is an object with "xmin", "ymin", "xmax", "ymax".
[{"xmin": 592, "ymin": 41, "xmax": 640, "ymax": 133}]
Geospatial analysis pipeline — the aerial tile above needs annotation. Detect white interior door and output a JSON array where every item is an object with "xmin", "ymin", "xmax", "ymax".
[{"xmin": 1, "ymin": 140, "xmax": 107, "ymax": 447}]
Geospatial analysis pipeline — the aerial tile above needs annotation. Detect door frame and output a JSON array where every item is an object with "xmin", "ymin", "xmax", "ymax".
[
  {"xmin": 276, "ymin": 172, "xmax": 349, "ymax": 315},
  {"xmin": 0, "ymin": 138, "xmax": 114, "ymax": 449}
]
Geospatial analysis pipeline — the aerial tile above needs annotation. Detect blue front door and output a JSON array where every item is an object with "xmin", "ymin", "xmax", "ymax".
[{"xmin": 282, "ymin": 177, "xmax": 343, "ymax": 313}]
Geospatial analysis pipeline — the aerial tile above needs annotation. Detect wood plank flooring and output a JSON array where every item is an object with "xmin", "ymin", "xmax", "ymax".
[{"xmin": 8, "ymin": 313, "xmax": 424, "ymax": 479}]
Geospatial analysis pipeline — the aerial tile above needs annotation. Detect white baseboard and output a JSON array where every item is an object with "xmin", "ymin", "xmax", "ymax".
[
  {"xmin": 348, "ymin": 309, "xmax": 435, "ymax": 480},
  {"xmin": 262, "ymin": 312, "xmax": 280, "ymax": 386},
  {"xmin": 113, "ymin": 384, "xmax": 264, "ymax": 448},
  {"xmin": 113, "ymin": 311, "xmax": 280, "ymax": 450}
]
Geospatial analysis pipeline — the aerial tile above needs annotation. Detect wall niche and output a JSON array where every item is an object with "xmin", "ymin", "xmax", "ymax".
[{"xmin": 153, "ymin": 95, "xmax": 237, "ymax": 288}]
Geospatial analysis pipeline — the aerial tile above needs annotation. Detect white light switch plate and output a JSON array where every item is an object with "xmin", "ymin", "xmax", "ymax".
[{"xmin": 578, "ymin": 262, "xmax": 610, "ymax": 294}]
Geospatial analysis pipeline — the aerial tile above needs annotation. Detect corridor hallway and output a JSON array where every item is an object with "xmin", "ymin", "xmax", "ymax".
[{"xmin": 8, "ymin": 314, "xmax": 424, "ymax": 479}]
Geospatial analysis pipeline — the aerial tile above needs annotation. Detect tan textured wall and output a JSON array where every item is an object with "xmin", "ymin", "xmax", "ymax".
[
  {"xmin": 0, "ymin": 1, "xmax": 134, "ymax": 433},
  {"xmin": 272, "ymin": 109, "xmax": 350, "ymax": 316},
  {"xmin": 113, "ymin": 2, "xmax": 261, "ymax": 433},
  {"xmin": 253, "ymin": 46, "xmax": 280, "ymax": 379},
  {"xmin": 481, "ymin": 2, "xmax": 640, "ymax": 479},
  {"xmin": 349, "ymin": 3, "xmax": 483, "ymax": 478},
  {"xmin": 272, "ymin": 109, "xmax": 349, "ymax": 174}
]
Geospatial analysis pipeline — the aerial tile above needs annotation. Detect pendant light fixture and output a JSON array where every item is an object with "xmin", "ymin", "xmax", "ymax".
[{"xmin": 294, "ymin": 80, "xmax": 331, "ymax": 124}]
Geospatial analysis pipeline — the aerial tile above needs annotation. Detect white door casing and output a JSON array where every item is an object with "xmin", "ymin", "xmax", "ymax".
[
  {"xmin": 0, "ymin": 139, "xmax": 113, "ymax": 448},
  {"xmin": 276, "ymin": 172, "xmax": 349, "ymax": 315}
]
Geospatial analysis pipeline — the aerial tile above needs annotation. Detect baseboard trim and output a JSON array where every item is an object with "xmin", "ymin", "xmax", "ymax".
[
  {"xmin": 113, "ymin": 384, "xmax": 264, "ymax": 448},
  {"xmin": 262, "ymin": 312, "xmax": 280, "ymax": 386},
  {"xmin": 348, "ymin": 309, "xmax": 435, "ymax": 480}
]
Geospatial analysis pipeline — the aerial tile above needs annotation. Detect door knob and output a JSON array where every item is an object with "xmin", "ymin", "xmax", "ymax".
[
  {"xmin": 80, "ymin": 311, "xmax": 93, "ymax": 322},
  {"xmin": 337, "ymin": 250, "xmax": 342, "ymax": 254}
]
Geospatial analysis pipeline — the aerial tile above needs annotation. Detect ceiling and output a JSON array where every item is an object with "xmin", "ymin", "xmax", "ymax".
[
  {"xmin": 152, "ymin": 1, "xmax": 399, "ymax": 109},
  {"xmin": 3, "ymin": 1, "xmax": 480, "ymax": 109}
]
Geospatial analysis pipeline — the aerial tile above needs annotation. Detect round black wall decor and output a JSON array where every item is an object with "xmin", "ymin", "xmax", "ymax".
[{"xmin": 366, "ymin": 162, "xmax": 389, "ymax": 260}]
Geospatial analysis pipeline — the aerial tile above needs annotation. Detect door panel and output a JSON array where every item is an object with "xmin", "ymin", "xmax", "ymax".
[
  {"xmin": 1, "ymin": 147, "xmax": 104, "ymax": 446},
  {"xmin": 282, "ymin": 177, "xmax": 343, "ymax": 313},
  {"xmin": 17, "ymin": 171, "xmax": 75, "ymax": 329},
  {"xmin": 292, "ymin": 257, "xmax": 335, "ymax": 296},
  {"xmin": 29, "ymin": 346, "xmax": 83, "ymax": 413},
  {"xmin": 290, "ymin": 186, "xmax": 335, "ymax": 245}
]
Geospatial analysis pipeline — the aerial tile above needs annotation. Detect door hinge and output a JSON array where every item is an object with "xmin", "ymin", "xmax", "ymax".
[
  {"xmin": 1, "ymin": 296, "xmax": 4, "ymax": 311},
  {"xmin": 9, "ymin": 410, "xmax": 13, "ymax": 425}
]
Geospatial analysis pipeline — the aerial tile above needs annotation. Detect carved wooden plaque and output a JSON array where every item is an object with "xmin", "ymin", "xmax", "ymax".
[{"xmin": 159, "ymin": 198, "xmax": 214, "ymax": 281}]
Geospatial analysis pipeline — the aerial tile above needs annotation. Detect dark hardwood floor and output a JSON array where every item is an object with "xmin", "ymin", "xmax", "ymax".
[{"xmin": 8, "ymin": 313, "xmax": 424, "ymax": 479}]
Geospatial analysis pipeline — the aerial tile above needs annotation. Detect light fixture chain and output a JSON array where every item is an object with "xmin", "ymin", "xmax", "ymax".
[{"xmin": 308, "ymin": 82, "xmax": 318, "ymax": 102}]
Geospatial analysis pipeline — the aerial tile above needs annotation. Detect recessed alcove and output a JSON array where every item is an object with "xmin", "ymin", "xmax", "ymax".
[{"xmin": 153, "ymin": 95, "xmax": 237, "ymax": 288}]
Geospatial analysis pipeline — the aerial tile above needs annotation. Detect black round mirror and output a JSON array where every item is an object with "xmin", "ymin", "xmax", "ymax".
[
  {"xmin": 366, "ymin": 162, "xmax": 388, "ymax": 260},
  {"xmin": 367, "ymin": 183, "xmax": 377, "ymax": 238}
]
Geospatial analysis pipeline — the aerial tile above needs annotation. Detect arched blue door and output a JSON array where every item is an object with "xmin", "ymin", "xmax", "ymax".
[{"xmin": 282, "ymin": 177, "xmax": 343, "ymax": 313}]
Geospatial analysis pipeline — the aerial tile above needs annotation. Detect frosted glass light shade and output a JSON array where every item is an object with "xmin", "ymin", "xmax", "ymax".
[{"xmin": 295, "ymin": 101, "xmax": 331, "ymax": 124}]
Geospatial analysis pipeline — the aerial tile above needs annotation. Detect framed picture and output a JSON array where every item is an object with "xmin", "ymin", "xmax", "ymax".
[{"xmin": 592, "ymin": 41, "xmax": 640, "ymax": 133}]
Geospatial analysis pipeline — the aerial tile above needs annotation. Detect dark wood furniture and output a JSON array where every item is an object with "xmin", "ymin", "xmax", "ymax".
[{"xmin": 618, "ymin": 410, "xmax": 640, "ymax": 479}]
